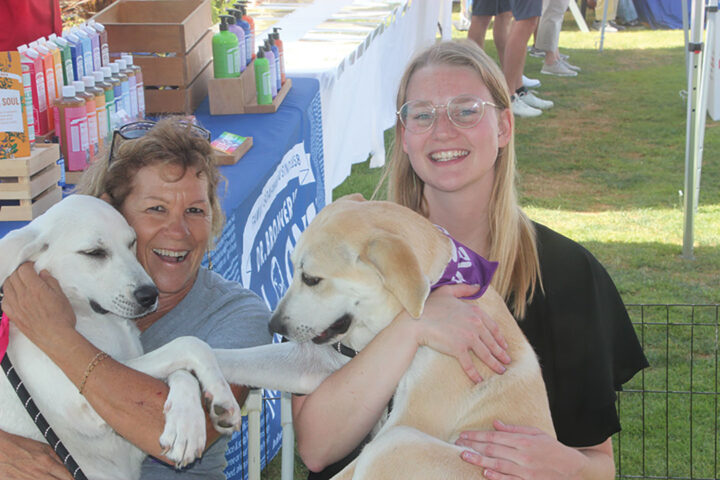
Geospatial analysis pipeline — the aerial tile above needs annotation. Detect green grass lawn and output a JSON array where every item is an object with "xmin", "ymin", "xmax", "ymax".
[{"xmin": 264, "ymin": 16, "xmax": 719, "ymax": 480}]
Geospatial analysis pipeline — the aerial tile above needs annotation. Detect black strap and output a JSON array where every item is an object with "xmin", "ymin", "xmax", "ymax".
[
  {"xmin": 331, "ymin": 342, "xmax": 358, "ymax": 358},
  {"xmin": 0, "ymin": 305, "xmax": 88, "ymax": 480}
]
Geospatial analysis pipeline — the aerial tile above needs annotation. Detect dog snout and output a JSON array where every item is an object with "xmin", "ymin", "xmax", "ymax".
[
  {"xmin": 134, "ymin": 284, "xmax": 159, "ymax": 309},
  {"xmin": 268, "ymin": 313, "xmax": 287, "ymax": 336}
]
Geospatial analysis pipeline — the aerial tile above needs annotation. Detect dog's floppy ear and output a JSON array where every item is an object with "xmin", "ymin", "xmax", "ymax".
[
  {"xmin": 361, "ymin": 233, "xmax": 429, "ymax": 318},
  {"xmin": 0, "ymin": 224, "xmax": 47, "ymax": 285},
  {"xmin": 338, "ymin": 193, "xmax": 366, "ymax": 203}
]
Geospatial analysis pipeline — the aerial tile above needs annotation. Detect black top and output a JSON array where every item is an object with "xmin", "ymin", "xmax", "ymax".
[{"xmin": 307, "ymin": 222, "xmax": 649, "ymax": 478}]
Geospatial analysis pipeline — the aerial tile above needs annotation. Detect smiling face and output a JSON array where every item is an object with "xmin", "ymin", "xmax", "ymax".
[
  {"xmin": 119, "ymin": 163, "xmax": 212, "ymax": 303},
  {"xmin": 401, "ymin": 64, "xmax": 512, "ymax": 202}
]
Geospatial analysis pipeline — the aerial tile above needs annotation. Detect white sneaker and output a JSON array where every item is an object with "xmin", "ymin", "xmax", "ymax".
[
  {"xmin": 561, "ymin": 59, "xmax": 581, "ymax": 72},
  {"xmin": 511, "ymin": 95, "xmax": 542, "ymax": 118},
  {"xmin": 520, "ymin": 90, "xmax": 554, "ymax": 110},
  {"xmin": 522, "ymin": 75, "xmax": 541, "ymax": 88},
  {"xmin": 540, "ymin": 60, "xmax": 578, "ymax": 77}
]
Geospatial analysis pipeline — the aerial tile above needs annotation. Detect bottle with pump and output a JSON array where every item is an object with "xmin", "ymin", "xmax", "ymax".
[
  {"xmin": 266, "ymin": 35, "xmax": 281, "ymax": 91},
  {"xmin": 213, "ymin": 16, "xmax": 241, "ymax": 78},
  {"xmin": 54, "ymin": 85, "xmax": 89, "ymax": 172},
  {"xmin": 73, "ymin": 80, "xmax": 99, "ymax": 159},
  {"xmin": 263, "ymin": 41, "xmax": 277, "ymax": 98},
  {"xmin": 122, "ymin": 55, "xmax": 144, "ymax": 119},
  {"xmin": 228, "ymin": 8, "xmax": 251, "ymax": 67},
  {"xmin": 254, "ymin": 48, "xmax": 272, "ymax": 105},
  {"xmin": 235, "ymin": 3, "xmax": 255, "ymax": 60},
  {"xmin": 272, "ymin": 28, "xmax": 286, "ymax": 85},
  {"xmin": 48, "ymin": 34, "xmax": 73, "ymax": 86},
  {"xmin": 224, "ymin": 13, "xmax": 246, "ymax": 72},
  {"xmin": 84, "ymin": 75, "xmax": 107, "ymax": 148},
  {"xmin": 98, "ymin": 68, "xmax": 116, "ymax": 131}
]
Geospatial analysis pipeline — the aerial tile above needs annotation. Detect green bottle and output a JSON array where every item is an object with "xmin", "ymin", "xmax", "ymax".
[
  {"xmin": 254, "ymin": 48, "xmax": 272, "ymax": 105},
  {"xmin": 213, "ymin": 15, "xmax": 240, "ymax": 78},
  {"xmin": 49, "ymin": 33, "xmax": 74, "ymax": 85}
]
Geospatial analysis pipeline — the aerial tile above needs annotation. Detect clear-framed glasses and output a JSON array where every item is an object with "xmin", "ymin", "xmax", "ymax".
[
  {"xmin": 397, "ymin": 94, "xmax": 500, "ymax": 134},
  {"xmin": 108, "ymin": 120, "xmax": 211, "ymax": 164}
]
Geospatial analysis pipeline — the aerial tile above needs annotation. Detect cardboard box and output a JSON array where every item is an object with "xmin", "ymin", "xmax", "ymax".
[
  {"xmin": 0, "ymin": 51, "xmax": 31, "ymax": 159},
  {"xmin": 144, "ymin": 60, "xmax": 212, "ymax": 114},
  {"xmin": 93, "ymin": 0, "xmax": 212, "ymax": 54},
  {"xmin": 0, "ymin": 143, "xmax": 62, "ymax": 221},
  {"xmin": 209, "ymin": 63, "xmax": 292, "ymax": 115}
]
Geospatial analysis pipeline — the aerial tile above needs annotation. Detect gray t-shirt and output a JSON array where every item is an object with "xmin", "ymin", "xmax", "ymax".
[{"xmin": 139, "ymin": 268, "xmax": 271, "ymax": 480}]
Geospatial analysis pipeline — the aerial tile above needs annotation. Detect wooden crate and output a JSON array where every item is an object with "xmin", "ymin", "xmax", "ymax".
[
  {"xmin": 93, "ymin": 0, "xmax": 213, "ymax": 114},
  {"xmin": 0, "ymin": 144, "xmax": 62, "ymax": 221},
  {"xmin": 209, "ymin": 62, "xmax": 293, "ymax": 115}
]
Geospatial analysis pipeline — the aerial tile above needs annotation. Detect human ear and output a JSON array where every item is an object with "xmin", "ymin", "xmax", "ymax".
[{"xmin": 497, "ymin": 107, "xmax": 513, "ymax": 148}]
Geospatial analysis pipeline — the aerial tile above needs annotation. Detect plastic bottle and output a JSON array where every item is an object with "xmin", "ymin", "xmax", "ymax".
[
  {"xmin": 31, "ymin": 42, "xmax": 57, "ymax": 131},
  {"xmin": 54, "ymin": 85, "xmax": 89, "ymax": 172},
  {"xmin": 88, "ymin": 20, "xmax": 109, "ymax": 67},
  {"xmin": 115, "ymin": 59, "xmax": 132, "ymax": 118},
  {"xmin": 80, "ymin": 23, "xmax": 101, "ymax": 72},
  {"xmin": 109, "ymin": 62, "xmax": 125, "ymax": 118},
  {"xmin": 63, "ymin": 30, "xmax": 84, "ymax": 82},
  {"xmin": 17, "ymin": 46, "xmax": 36, "ymax": 146},
  {"xmin": 267, "ymin": 35, "xmax": 281, "ymax": 91},
  {"xmin": 118, "ymin": 57, "xmax": 138, "ymax": 119},
  {"xmin": 213, "ymin": 15, "xmax": 241, "ymax": 78},
  {"xmin": 97, "ymin": 68, "xmax": 115, "ymax": 132},
  {"xmin": 84, "ymin": 75, "xmax": 107, "ymax": 149},
  {"xmin": 272, "ymin": 28, "xmax": 286, "ymax": 85},
  {"xmin": 72, "ymin": 27, "xmax": 94, "ymax": 78},
  {"xmin": 226, "ymin": 9, "xmax": 246, "ymax": 72},
  {"xmin": 122, "ymin": 54, "xmax": 144, "ymax": 119},
  {"xmin": 229, "ymin": 8, "xmax": 251, "ymax": 67},
  {"xmin": 263, "ymin": 41, "xmax": 277, "ymax": 98},
  {"xmin": 20, "ymin": 46, "xmax": 49, "ymax": 135},
  {"xmin": 48, "ymin": 34, "xmax": 74, "ymax": 86},
  {"xmin": 73, "ymin": 80, "xmax": 99, "ymax": 159},
  {"xmin": 254, "ymin": 48, "xmax": 272, "ymax": 105},
  {"xmin": 40, "ymin": 38, "xmax": 64, "ymax": 100},
  {"xmin": 235, "ymin": 3, "xmax": 255, "ymax": 60}
]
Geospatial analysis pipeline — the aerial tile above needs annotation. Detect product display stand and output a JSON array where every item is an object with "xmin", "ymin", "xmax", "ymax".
[{"xmin": 0, "ymin": 144, "xmax": 62, "ymax": 221}]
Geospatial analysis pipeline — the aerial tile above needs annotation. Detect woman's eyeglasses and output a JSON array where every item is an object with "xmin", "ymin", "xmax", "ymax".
[
  {"xmin": 397, "ymin": 94, "xmax": 499, "ymax": 134},
  {"xmin": 107, "ymin": 120, "xmax": 212, "ymax": 164}
]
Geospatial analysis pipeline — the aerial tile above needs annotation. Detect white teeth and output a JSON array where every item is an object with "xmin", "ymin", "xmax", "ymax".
[
  {"xmin": 430, "ymin": 150, "xmax": 469, "ymax": 162},
  {"xmin": 153, "ymin": 248, "xmax": 189, "ymax": 258}
]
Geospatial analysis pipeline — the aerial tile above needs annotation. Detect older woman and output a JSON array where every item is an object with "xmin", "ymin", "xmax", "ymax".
[{"xmin": 1, "ymin": 118, "xmax": 272, "ymax": 480}]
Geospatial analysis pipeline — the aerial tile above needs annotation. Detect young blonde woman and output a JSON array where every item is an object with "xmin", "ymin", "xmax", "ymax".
[{"xmin": 294, "ymin": 40, "xmax": 647, "ymax": 480}]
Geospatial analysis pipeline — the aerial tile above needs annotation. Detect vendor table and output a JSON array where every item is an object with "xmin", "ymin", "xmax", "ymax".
[
  {"xmin": 250, "ymin": 0, "xmax": 452, "ymax": 203},
  {"xmin": 0, "ymin": 76, "xmax": 324, "ymax": 480}
]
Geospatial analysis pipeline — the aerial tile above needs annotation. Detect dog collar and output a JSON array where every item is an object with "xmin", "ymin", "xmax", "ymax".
[
  {"xmin": 431, "ymin": 226, "xmax": 498, "ymax": 300},
  {"xmin": 0, "ymin": 312, "xmax": 8, "ymax": 361},
  {"xmin": 331, "ymin": 342, "xmax": 358, "ymax": 358}
]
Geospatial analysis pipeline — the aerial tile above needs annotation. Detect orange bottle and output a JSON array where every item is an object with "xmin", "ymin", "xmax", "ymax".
[{"xmin": 54, "ymin": 85, "xmax": 89, "ymax": 172}]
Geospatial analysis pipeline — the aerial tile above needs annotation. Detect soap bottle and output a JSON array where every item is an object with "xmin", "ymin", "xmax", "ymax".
[
  {"xmin": 48, "ymin": 34, "xmax": 73, "ymax": 86},
  {"xmin": 108, "ymin": 63, "xmax": 124, "ymax": 123},
  {"xmin": 229, "ymin": 8, "xmax": 251, "ymax": 67},
  {"xmin": 80, "ymin": 23, "xmax": 101, "ymax": 72},
  {"xmin": 31, "ymin": 42, "xmax": 57, "ymax": 131},
  {"xmin": 97, "ymin": 68, "xmax": 116, "ymax": 132},
  {"xmin": 122, "ymin": 54, "xmax": 144, "ymax": 119},
  {"xmin": 73, "ymin": 80, "xmax": 99, "ymax": 159},
  {"xmin": 115, "ymin": 59, "xmax": 132, "ymax": 118},
  {"xmin": 72, "ymin": 27, "xmax": 93, "ymax": 78},
  {"xmin": 54, "ymin": 85, "xmax": 89, "ymax": 172},
  {"xmin": 272, "ymin": 28, "xmax": 286, "ymax": 85},
  {"xmin": 88, "ymin": 20, "xmax": 110, "ymax": 67},
  {"xmin": 213, "ymin": 15, "xmax": 241, "ymax": 78},
  {"xmin": 235, "ymin": 3, "xmax": 255, "ymax": 60},
  {"xmin": 254, "ymin": 48, "xmax": 272, "ymax": 105},
  {"xmin": 266, "ymin": 35, "xmax": 281, "ymax": 91},
  {"xmin": 62, "ymin": 30, "xmax": 84, "ymax": 82},
  {"xmin": 225, "ymin": 12, "xmax": 246, "ymax": 72},
  {"xmin": 39, "ymin": 38, "xmax": 64, "ymax": 98},
  {"xmin": 17, "ymin": 45, "xmax": 37, "ymax": 145},
  {"xmin": 263, "ymin": 41, "xmax": 277, "ymax": 98},
  {"xmin": 84, "ymin": 75, "xmax": 107, "ymax": 149}
]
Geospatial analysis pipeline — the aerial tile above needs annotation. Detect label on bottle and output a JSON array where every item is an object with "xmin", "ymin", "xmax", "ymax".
[
  {"xmin": 128, "ymin": 76, "xmax": 137, "ymax": 118},
  {"xmin": 20, "ymin": 68, "xmax": 35, "ymax": 143},
  {"xmin": 62, "ymin": 104, "xmax": 89, "ymax": 171},
  {"xmin": 96, "ymin": 97, "xmax": 108, "ymax": 141}
]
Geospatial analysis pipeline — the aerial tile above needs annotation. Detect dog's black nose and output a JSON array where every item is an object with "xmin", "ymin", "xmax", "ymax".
[{"xmin": 134, "ymin": 285, "xmax": 158, "ymax": 309}]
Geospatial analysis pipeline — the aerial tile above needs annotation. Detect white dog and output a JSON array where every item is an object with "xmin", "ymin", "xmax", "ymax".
[
  {"xmin": 0, "ymin": 195, "xmax": 241, "ymax": 480},
  {"xmin": 214, "ymin": 195, "xmax": 555, "ymax": 479}
]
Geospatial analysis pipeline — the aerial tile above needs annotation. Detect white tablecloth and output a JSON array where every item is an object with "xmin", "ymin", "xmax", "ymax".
[{"xmin": 251, "ymin": 0, "xmax": 452, "ymax": 203}]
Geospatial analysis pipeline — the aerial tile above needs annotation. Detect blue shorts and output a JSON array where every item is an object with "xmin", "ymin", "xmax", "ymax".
[{"xmin": 472, "ymin": 0, "xmax": 542, "ymax": 21}]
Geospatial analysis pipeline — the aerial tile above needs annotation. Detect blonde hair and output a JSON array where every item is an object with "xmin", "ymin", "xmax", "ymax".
[
  {"xmin": 76, "ymin": 117, "xmax": 225, "ymax": 247},
  {"xmin": 375, "ymin": 40, "xmax": 541, "ymax": 318}
]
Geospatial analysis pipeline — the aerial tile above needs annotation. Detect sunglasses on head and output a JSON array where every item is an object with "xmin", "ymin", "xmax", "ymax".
[{"xmin": 107, "ymin": 120, "xmax": 212, "ymax": 165}]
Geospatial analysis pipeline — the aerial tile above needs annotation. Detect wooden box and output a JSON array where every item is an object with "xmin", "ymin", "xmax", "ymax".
[
  {"xmin": 93, "ymin": 0, "xmax": 213, "ymax": 114},
  {"xmin": 0, "ymin": 144, "xmax": 62, "ymax": 221},
  {"xmin": 209, "ymin": 63, "xmax": 292, "ymax": 115},
  {"xmin": 212, "ymin": 136, "xmax": 253, "ymax": 166}
]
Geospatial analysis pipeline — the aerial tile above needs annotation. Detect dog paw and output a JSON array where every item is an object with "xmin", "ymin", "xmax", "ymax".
[
  {"xmin": 202, "ymin": 380, "xmax": 242, "ymax": 435},
  {"xmin": 160, "ymin": 370, "xmax": 207, "ymax": 467}
]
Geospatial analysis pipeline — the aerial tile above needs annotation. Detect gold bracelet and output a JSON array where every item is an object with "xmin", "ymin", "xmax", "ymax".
[{"xmin": 78, "ymin": 351, "xmax": 109, "ymax": 395}]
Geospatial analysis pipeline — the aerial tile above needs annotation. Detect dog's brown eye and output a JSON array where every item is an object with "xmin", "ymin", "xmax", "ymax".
[{"xmin": 301, "ymin": 273, "xmax": 321, "ymax": 286}]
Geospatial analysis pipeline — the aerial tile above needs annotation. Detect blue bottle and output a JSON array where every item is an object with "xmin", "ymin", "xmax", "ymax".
[
  {"xmin": 229, "ymin": 8, "xmax": 252, "ymax": 67},
  {"xmin": 267, "ymin": 35, "xmax": 281, "ymax": 91},
  {"xmin": 72, "ymin": 27, "xmax": 93, "ymax": 78},
  {"xmin": 63, "ymin": 31, "xmax": 84, "ymax": 82}
]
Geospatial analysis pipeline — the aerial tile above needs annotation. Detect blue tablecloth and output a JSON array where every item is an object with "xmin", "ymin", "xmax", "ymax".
[{"xmin": 0, "ymin": 76, "xmax": 325, "ymax": 480}]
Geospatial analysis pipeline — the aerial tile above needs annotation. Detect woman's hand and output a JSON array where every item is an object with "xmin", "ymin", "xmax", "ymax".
[
  {"xmin": 456, "ymin": 421, "xmax": 610, "ymax": 480},
  {"xmin": 0, "ymin": 429, "xmax": 73, "ymax": 480},
  {"xmin": 2, "ymin": 263, "xmax": 76, "ymax": 346},
  {"xmin": 408, "ymin": 284, "xmax": 511, "ymax": 383}
]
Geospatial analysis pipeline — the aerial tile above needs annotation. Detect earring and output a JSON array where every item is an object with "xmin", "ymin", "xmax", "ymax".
[{"xmin": 207, "ymin": 251, "xmax": 214, "ymax": 271}]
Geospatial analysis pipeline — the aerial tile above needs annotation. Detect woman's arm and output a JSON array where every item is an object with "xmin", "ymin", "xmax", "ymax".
[
  {"xmin": 294, "ymin": 283, "xmax": 511, "ymax": 472},
  {"xmin": 456, "ymin": 421, "xmax": 615, "ymax": 480},
  {"xmin": 0, "ymin": 429, "xmax": 73, "ymax": 480},
  {"xmin": 1, "ymin": 263, "xmax": 237, "ymax": 463}
]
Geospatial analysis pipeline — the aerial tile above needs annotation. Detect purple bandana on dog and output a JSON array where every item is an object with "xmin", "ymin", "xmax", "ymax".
[{"xmin": 430, "ymin": 226, "xmax": 498, "ymax": 300}]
